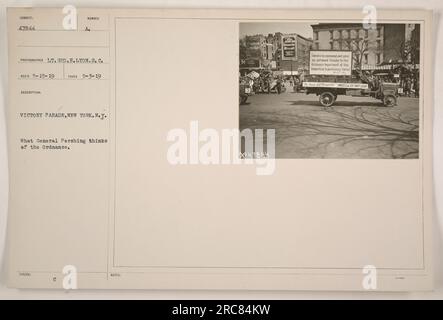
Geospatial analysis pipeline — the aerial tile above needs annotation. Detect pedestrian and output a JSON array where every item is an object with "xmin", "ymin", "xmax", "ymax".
[
  {"xmin": 404, "ymin": 78, "xmax": 411, "ymax": 97},
  {"xmin": 294, "ymin": 76, "xmax": 300, "ymax": 92},
  {"xmin": 276, "ymin": 77, "xmax": 282, "ymax": 94}
]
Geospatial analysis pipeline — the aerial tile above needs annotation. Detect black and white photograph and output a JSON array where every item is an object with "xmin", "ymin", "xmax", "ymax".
[{"xmin": 239, "ymin": 22, "xmax": 421, "ymax": 159}]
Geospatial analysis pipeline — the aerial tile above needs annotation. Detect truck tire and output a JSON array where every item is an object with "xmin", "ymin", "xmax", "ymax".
[
  {"xmin": 240, "ymin": 95, "xmax": 248, "ymax": 104},
  {"xmin": 383, "ymin": 94, "xmax": 397, "ymax": 107},
  {"xmin": 319, "ymin": 92, "xmax": 335, "ymax": 107}
]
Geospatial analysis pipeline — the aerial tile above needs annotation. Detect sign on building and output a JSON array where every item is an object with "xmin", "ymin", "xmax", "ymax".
[
  {"xmin": 281, "ymin": 34, "xmax": 297, "ymax": 60},
  {"xmin": 309, "ymin": 50, "xmax": 352, "ymax": 76},
  {"xmin": 245, "ymin": 35, "xmax": 262, "ymax": 59},
  {"xmin": 240, "ymin": 58, "xmax": 260, "ymax": 68}
]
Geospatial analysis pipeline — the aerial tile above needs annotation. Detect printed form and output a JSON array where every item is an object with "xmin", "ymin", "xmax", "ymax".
[{"xmin": 6, "ymin": 8, "xmax": 434, "ymax": 290}]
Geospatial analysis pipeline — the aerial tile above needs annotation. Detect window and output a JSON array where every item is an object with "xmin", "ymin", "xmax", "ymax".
[
  {"xmin": 342, "ymin": 30, "xmax": 349, "ymax": 39},
  {"xmin": 329, "ymin": 31, "xmax": 333, "ymax": 39},
  {"xmin": 364, "ymin": 54, "xmax": 368, "ymax": 64},
  {"xmin": 333, "ymin": 30, "xmax": 340, "ymax": 39},
  {"xmin": 350, "ymin": 29, "xmax": 357, "ymax": 39},
  {"xmin": 333, "ymin": 40, "xmax": 340, "ymax": 50}
]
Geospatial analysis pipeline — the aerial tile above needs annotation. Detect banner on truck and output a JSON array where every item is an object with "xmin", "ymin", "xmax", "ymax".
[
  {"xmin": 302, "ymin": 82, "xmax": 369, "ymax": 89},
  {"xmin": 309, "ymin": 50, "xmax": 352, "ymax": 76}
]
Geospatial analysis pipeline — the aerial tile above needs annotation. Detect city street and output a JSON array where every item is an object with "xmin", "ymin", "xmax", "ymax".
[{"xmin": 240, "ymin": 88, "xmax": 419, "ymax": 159}]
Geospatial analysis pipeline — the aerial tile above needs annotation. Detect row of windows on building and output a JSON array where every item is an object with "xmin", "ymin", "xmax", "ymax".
[
  {"xmin": 313, "ymin": 39, "xmax": 382, "ymax": 51},
  {"xmin": 313, "ymin": 28, "xmax": 382, "ymax": 41}
]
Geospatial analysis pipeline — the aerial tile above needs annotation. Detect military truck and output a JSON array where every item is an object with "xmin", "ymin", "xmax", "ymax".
[{"xmin": 302, "ymin": 50, "xmax": 399, "ymax": 107}]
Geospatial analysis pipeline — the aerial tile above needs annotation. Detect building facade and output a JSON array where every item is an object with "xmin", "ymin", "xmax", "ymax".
[
  {"xmin": 310, "ymin": 23, "xmax": 419, "ymax": 69},
  {"xmin": 239, "ymin": 32, "xmax": 313, "ymax": 74},
  {"xmin": 239, "ymin": 34, "xmax": 268, "ymax": 70},
  {"xmin": 278, "ymin": 34, "xmax": 313, "ymax": 73},
  {"xmin": 311, "ymin": 23, "xmax": 385, "ymax": 68}
]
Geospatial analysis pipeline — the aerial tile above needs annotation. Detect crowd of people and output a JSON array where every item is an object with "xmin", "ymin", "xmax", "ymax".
[
  {"xmin": 241, "ymin": 68, "xmax": 419, "ymax": 98},
  {"xmin": 250, "ymin": 71, "xmax": 284, "ymax": 94},
  {"xmin": 242, "ymin": 70, "xmax": 305, "ymax": 95},
  {"xmin": 359, "ymin": 69, "xmax": 419, "ymax": 97},
  {"xmin": 400, "ymin": 76, "xmax": 419, "ymax": 97}
]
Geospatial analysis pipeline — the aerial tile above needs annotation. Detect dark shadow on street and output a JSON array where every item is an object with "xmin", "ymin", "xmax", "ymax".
[
  {"xmin": 287, "ymin": 100, "xmax": 384, "ymax": 107},
  {"xmin": 241, "ymin": 103, "xmax": 419, "ymax": 159}
]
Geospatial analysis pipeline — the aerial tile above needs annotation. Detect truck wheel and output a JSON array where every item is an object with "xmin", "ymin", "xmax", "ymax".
[
  {"xmin": 319, "ymin": 92, "xmax": 335, "ymax": 107},
  {"xmin": 383, "ymin": 95, "xmax": 397, "ymax": 107},
  {"xmin": 240, "ymin": 96, "xmax": 248, "ymax": 104}
]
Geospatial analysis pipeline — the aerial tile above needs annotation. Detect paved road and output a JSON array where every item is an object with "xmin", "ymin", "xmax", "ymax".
[{"xmin": 240, "ymin": 91, "xmax": 419, "ymax": 159}]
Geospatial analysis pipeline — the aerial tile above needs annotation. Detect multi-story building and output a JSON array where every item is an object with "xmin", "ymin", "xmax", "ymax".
[
  {"xmin": 311, "ymin": 23, "xmax": 385, "ymax": 68},
  {"xmin": 310, "ymin": 23, "xmax": 419, "ymax": 69},
  {"xmin": 382, "ymin": 24, "xmax": 405, "ymax": 63},
  {"xmin": 278, "ymin": 34, "xmax": 313, "ymax": 73},
  {"xmin": 240, "ymin": 24, "xmax": 419, "ymax": 74},
  {"xmin": 239, "ymin": 34, "xmax": 268, "ymax": 70},
  {"xmin": 240, "ymin": 32, "xmax": 312, "ymax": 74},
  {"xmin": 406, "ymin": 24, "xmax": 420, "ymax": 64}
]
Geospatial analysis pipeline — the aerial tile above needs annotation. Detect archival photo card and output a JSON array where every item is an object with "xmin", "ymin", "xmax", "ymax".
[{"xmin": 5, "ymin": 8, "xmax": 433, "ymax": 291}]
